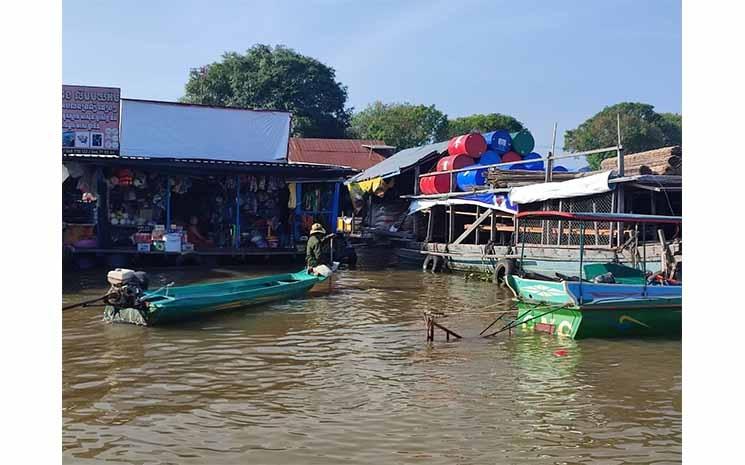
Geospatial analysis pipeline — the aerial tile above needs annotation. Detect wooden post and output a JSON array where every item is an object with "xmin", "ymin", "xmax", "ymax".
[
  {"xmin": 426, "ymin": 209, "xmax": 434, "ymax": 243},
  {"xmin": 490, "ymin": 209, "xmax": 496, "ymax": 243},
  {"xmin": 616, "ymin": 113, "xmax": 624, "ymax": 176},
  {"xmin": 592, "ymin": 200, "xmax": 600, "ymax": 246},
  {"xmin": 413, "ymin": 166, "xmax": 420, "ymax": 239},
  {"xmin": 609, "ymin": 191, "xmax": 616, "ymax": 248},
  {"xmin": 475, "ymin": 206, "xmax": 480, "ymax": 245},
  {"xmin": 545, "ymin": 122, "xmax": 557, "ymax": 183},
  {"xmin": 556, "ymin": 200, "xmax": 563, "ymax": 245},
  {"xmin": 616, "ymin": 185, "xmax": 625, "ymax": 246},
  {"xmin": 448, "ymin": 205, "xmax": 454, "ymax": 244}
]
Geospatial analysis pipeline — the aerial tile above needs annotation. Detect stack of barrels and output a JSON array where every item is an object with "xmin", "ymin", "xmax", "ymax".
[
  {"xmin": 418, "ymin": 127, "xmax": 568, "ymax": 195},
  {"xmin": 419, "ymin": 133, "xmax": 487, "ymax": 194}
]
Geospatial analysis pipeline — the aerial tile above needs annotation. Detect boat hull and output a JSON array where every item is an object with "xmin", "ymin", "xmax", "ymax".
[
  {"xmin": 104, "ymin": 270, "xmax": 324, "ymax": 326},
  {"xmin": 506, "ymin": 275, "xmax": 681, "ymax": 339}
]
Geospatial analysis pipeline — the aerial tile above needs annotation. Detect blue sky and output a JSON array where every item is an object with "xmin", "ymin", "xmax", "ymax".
[{"xmin": 63, "ymin": 0, "xmax": 681, "ymax": 167}]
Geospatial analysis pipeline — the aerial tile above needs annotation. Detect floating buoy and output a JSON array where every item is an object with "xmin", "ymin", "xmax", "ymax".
[{"xmin": 554, "ymin": 349, "xmax": 568, "ymax": 357}]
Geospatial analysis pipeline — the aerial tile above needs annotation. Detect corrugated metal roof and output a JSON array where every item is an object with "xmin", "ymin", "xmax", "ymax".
[
  {"xmin": 347, "ymin": 141, "xmax": 449, "ymax": 183},
  {"xmin": 288, "ymin": 138, "xmax": 387, "ymax": 171},
  {"xmin": 62, "ymin": 153, "xmax": 356, "ymax": 179}
]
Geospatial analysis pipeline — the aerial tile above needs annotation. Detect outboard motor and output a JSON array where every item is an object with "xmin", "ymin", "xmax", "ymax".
[{"xmin": 105, "ymin": 268, "xmax": 149, "ymax": 308}]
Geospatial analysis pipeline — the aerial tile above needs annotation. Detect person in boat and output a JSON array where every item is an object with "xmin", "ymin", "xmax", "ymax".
[
  {"xmin": 306, "ymin": 223, "xmax": 329, "ymax": 270},
  {"xmin": 187, "ymin": 216, "xmax": 214, "ymax": 249}
]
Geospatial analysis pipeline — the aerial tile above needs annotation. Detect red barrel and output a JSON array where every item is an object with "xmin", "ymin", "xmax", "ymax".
[
  {"xmin": 437, "ymin": 154, "xmax": 472, "ymax": 172},
  {"xmin": 419, "ymin": 173, "xmax": 451, "ymax": 194},
  {"xmin": 447, "ymin": 133, "xmax": 487, "ymax": 158},
  {"xmin": 501, "ymin": 151, "xmax": 522, "ymax": 165}
]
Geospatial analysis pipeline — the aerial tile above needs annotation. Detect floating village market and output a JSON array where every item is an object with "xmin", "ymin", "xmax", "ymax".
[{"xmin": 62, "ymin": 84, "xmax": 681, "ymax": 339}]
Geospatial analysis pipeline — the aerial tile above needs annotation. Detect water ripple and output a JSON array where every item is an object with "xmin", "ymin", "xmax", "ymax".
[{"xmin": 63, "ymin": 268, "xmax": 681, "ymax": 464}]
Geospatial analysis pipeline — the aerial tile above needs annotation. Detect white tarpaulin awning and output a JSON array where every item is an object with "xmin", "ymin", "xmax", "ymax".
[
  {"xmin": 408, "ymin": 192, "xmax": 517, "ymax": 215},
  {"xmin": 509, "ymin": 171, "xmax": 614, "ymax": 204}
]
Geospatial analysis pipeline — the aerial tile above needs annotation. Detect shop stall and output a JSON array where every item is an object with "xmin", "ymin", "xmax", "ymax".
[{"xmin": 62, "ymin": 154, "xmax": 352, "ymax": 266}]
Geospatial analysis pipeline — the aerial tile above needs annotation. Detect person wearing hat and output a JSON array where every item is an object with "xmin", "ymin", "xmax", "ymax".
[{"xmin": 306, "ymin": 223, "xmax": 328, "ymax": 270}]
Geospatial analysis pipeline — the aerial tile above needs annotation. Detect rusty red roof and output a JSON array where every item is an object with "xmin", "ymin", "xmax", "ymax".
[{"xmin": 288, "ymin": 138, "xmax": 388, "ymax": 171}]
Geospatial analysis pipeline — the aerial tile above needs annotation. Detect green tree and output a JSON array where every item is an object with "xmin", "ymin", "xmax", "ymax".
[
  {"xmin": 182, "ymin": 44, "xmax": 351, "ymax": 137},
  {"xmin": 350, "ymin": 101, "xmax": 448, "ymax": 150},
  {"xmin": 659, "ymin": 112, "xmax": 682, "ymax": 146},
  {"xmin": 446, "ymin": 113, "xmax": 524, "ymax": 138},
  {"xmin": 564, "ymin": 102, "xmax": 682, "ymax": 169}
]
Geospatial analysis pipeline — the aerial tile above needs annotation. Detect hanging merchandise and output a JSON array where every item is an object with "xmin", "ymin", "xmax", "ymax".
[
  {"xmin": 288, "ymin": 183, "xmax": 297, "ymax": 208},
  {"xmin": 116, "ymin": 169, "xmax": 134, "ymax": 186}
]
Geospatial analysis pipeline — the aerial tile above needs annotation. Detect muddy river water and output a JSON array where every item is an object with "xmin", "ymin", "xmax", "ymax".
[{"xmin": 63, "ymin": 267, "xmax": 681, "ymax": 464}]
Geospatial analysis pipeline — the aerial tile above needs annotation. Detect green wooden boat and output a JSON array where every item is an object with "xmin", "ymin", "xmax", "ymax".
[
  {"xmin": 506, "ymin": 275, "xmax": 681, "ymax": 339},
  {"xmin": 104, "ymin": 270, "xmax": 328, "ymax": 326},
  {"xmin": 506, "ymin": 211, "xmax": 682, "ymax": 339}
]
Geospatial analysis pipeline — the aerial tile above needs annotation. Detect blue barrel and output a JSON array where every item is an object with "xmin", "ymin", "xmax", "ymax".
[
  {"xmin": 553, "ymin": 165, "xmax": 568, "ymax": 172},
  {"xmin": 479, "ymin": 150, "xmax": 502, "ymax": 166},
  {"xmin": 456, "ymin": 165, "xmax": 487, "ymax": 191},
  {"xmin": 522, "ymin": 152, "xmax": 545, "ymax": 170},
  {"xmin": 482, "ymin": 130, "xmax": 512, "ymax": 154}
]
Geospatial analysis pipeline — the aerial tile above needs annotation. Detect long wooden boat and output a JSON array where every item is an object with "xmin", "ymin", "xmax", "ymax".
[
  {"xmin": 104, "ymin": 270, "xmax": 328, "ymax": 326},
  {"xmin": 506, "ymin": 211, "xmax": 682, "ymax": 339}
]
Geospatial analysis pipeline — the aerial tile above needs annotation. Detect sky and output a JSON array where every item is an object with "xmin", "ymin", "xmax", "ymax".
[{"xmin": 63, "ymin": 0, "xmax": 681, "ymax": 168}]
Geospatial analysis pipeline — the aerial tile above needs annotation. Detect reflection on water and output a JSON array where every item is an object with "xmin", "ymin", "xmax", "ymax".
[{"xmin": 63, "ymin": 268, "xmax": 681, "ymax": 464}]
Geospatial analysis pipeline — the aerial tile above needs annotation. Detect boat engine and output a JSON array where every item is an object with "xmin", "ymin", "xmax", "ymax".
[{"xmin": 105, "ymin": 268, "xmax": 149, "ymax": 308}]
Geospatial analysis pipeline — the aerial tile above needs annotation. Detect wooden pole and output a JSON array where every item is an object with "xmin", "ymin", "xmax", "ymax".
[
  {"xmin": 448, "ymin": 205, "xmax": 454, "ymax": 244},
  {"xmin": 425, "ymin": 209, "xmax": 434, "ymax": 243},
  {"xmin": 413, "ymin": 166, "xmax": 420, "ymax": 239},
  {"xmin": 546, "ymin": 122, "xmax": 557, "ymax": 182},
  {"xmin": 616, "ymin": 113, "xmax": 624, "ymax": 176},
  {"xmin": 556, "ymin": 200, "xmax": 564, "ymax": 245},
  {"xmin": 475, "ymin": 206, "xmax": 480, "ymax": 245},
  {"xmin": 490, "ymin": 209, "xmax": 496, "ymax": 243}
]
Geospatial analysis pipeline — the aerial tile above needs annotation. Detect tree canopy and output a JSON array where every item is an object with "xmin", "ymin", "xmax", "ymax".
[
  {"xmin": 182, "ymin": 44, "xmax": 351, "ymax": 138},
  {"xmin": 564, "ymin": 102, "xmax": 682, "ymax": 169},
  {"xmin": 349, "ymin": 101, "xmax": 449, "ymax": 150},
  {"xmin": 446, "ymin": 113, "xmax": 524, "ymax": 138}
]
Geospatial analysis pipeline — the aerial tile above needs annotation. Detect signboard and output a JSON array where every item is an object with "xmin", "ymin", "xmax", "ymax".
[
  {"xmin": 120, "ymin": 99, "xmax": 291, "ymax": 161},
  {"xmin": 62, "ymin": 85, "xmax": 120, "ymax": 154}
]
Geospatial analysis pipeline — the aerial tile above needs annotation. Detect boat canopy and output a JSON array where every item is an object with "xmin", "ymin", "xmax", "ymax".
[
  {"xmin": 516, "ymin": 211, "xmax": 682, "ymax": 224},
  {"xmin": 509, "ymin": 171, "xmax": 613, "ymax": 204}
]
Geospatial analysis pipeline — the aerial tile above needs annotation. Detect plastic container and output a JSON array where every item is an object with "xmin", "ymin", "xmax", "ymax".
[
  {"xmin": 478, "ymin": 150, "xmax": 502, "ymax": 166},
  {"xmin": 447, "ymin": 133, "xmax": 487, "ymax": 158},
  {"xmin": 164, "ymin": 233, "xmax": 182, "ymax": 252},
  {"xmin": 521, "ymin": 152, "xmax": 545, "ymax": 170},
  {"xmin": 500, "ymin": 151, "xmax": 523, "ymax": 170},
  {"xmin": 437, "ymin": 154, "xmax": 473, "ymax": 172},
  {"xmin": 419, "ymin": 173, "xmax": 452, "ymax": 195},
  {"xmin": 510, "ymin": 129, "xmax": 535, "ymax": 155},
  {"xmin": 482, "ymin": 130, "xmax": 512, "ymax": 154},
  {"xmin": 456, "ymin": 165, "xmax": 487, "ymax": 191}
]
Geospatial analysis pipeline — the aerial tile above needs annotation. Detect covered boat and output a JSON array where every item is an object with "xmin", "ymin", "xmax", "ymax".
[
  {"xmin": 506, "ymin": 211, "xmax": 682, "ymax": 339},
  {"xmin": 103, "ymin": 268, "xmax": 330, "ymax": 326}
]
